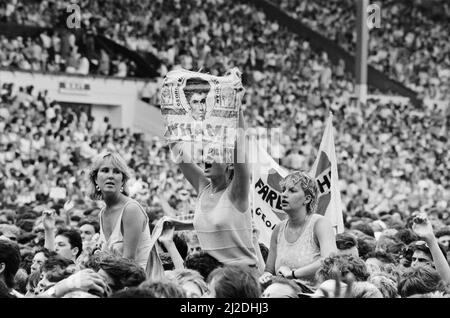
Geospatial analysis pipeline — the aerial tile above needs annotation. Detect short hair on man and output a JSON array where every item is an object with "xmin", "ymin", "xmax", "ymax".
[
  {"xmin": 78, "ymin": 220, "xmax": 100, "ymax": 233},
  {"xmin": 56, "ymin": 229, "xmax": 83, "ymax": 258},
  {"xmin": 183, "ymin": 77, "xmax": 211, "ymax": 104},
  {"xmin": 207, "ymin": 265, "xmax": 261, "ymax": 298},
  {"xmin": 185, "ymin": 251, "xmax": 222, "ymax": 280}
]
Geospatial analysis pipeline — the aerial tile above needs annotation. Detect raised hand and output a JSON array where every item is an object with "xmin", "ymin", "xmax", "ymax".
[
  {"xmin": 63, "ymin": 199, "xmax": 75, "ymax": 212},
  {"xmin": 42, "ymin": 209, "xmax": 56, "ymax": 231},
  {"xmin": 158, "ymin": 222, "xmax": 175, "ymax": 246},
  {"xmin": 412, "ymin": 212, "xmax": 435, "ymax": 243}
]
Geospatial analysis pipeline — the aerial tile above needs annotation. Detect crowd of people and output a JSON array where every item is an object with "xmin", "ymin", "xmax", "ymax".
[
  {"xmin": 0, "ymin": 78, "xmax": 450, "ymax": 298},
  {"xmin": 0, "ymin": 31, "xmax": 135, "ymax": 77},
  {"xmin": 275, "ymin": 0, "xmax": 450, "ymax": 101},
  {"xmin": 0, "ymin": 0, "xmax": 449, "ymax": 299},
  {"xmin": 1, "ymin": 0, "xmax": 449, "ymax": 101}
]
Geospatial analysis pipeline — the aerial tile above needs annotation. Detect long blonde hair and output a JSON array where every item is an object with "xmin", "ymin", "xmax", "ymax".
[{"xmin": 88, "ymin": 151, "xmax": 131, "ymax": 200}]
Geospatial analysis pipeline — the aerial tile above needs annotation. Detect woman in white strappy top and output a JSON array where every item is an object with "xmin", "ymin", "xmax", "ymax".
[
  {"xmin": 88, "ymin": 152, "xmax": 151, "ymax": 270},
  {"xmin": 259, "ymin": 171, "xmax": 337, "ymax": 288}
]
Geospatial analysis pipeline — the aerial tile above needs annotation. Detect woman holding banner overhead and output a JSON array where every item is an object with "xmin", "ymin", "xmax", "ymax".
[
  {"xmin": 170, "ymin": 109, "xmax": 263, "ymax": 272},
  {"xmin": 259, "ymin": 170, "xmax": 337, "ymax": 289}
]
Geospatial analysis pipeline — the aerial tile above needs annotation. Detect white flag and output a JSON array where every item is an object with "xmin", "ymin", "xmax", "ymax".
[
  {"xmin": 310, "ymin": 113, "xmax": 345, "ymax": 233},
  {"xmin": 250, "ymin": 142, "xmax": 288, "ymax": 248}
]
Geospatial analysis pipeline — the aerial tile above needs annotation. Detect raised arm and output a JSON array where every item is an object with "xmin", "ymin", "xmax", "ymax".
[
  {"xmin": 121, "ymin": 203, "xmax": 148, "ymax": 261},
  {"xmin": 169, "ymin": 141, "xmax": 209, "ymax": 194},
  {"xmin": 412, "ymin": 213, "xmax": 450, "ymax": 284},
  {"xmin": 158, "ymin": 222, "xmax": 185, "ymax": 270},
  {"xmin": 229, "ymin": 109, "xmax": 250, "ymax": 212},
  {"xmin": 42, "ymin": 209, "xmax": 56, "ymax": 252}
]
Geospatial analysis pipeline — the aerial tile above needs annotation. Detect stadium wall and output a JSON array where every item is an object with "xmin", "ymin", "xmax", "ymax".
[{"xmin": 0, "ymin": 69, "xmax": 164, "ymax": 137}]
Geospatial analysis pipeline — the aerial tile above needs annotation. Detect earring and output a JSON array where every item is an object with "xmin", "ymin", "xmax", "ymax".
[
  {"xmin": 120, "ymin": 186, "xmax": 124, "ymax": 193},
  {"xmin": 96, "ymin": 185, "xmax": 100, "ymax": 192}
]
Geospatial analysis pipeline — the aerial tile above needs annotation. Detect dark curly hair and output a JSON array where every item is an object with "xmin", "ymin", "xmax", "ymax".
[{"xmin": 185, "ymin": 251, "xmax": 222, "ymax": 280}]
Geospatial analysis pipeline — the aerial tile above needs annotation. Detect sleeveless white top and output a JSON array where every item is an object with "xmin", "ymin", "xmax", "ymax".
[
  {"xmin": 99, "ymin": 199, "xmax": 152, "ymax": 270},
  {"xmin": 275, "ymin": 214, "xmax": 321, "ymax": 284},
  {"xmin": 194, "ymin": 184, "xmax": 258, "ymax": 266}
]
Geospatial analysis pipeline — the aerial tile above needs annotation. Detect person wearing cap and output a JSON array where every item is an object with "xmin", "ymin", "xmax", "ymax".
[{"xmin": 259, "ymin": 170, "xmax": 337, "ymax": 289}]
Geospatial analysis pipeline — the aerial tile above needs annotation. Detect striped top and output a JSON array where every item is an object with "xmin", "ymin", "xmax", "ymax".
[{"xmin": 193, "ymin": 183, "xmax": 258, "ymax": 266}]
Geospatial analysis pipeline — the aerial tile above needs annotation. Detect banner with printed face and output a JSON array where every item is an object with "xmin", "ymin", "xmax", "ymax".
[
  {"xmin": 251, "ymin": 142, "xmax": 288, "ymax": 248},
  {"xmin": 160, "ymin": 68, "xmax": 245, "ymax": 163},
  {"xmin": 310, "ymin": 114, "xmax": 344, "ymax": 233}
]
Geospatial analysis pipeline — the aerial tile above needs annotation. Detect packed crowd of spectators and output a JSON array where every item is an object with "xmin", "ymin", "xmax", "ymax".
[
  {"xmin": 274, "ymin": 0, "xmax": 450, "ymax": 101},
  {"xmin": 0, "ymin": 0, "xmax": 449, "ymax": 299},
  {"xmin": 0, "ymin": 31, "xmax": 135, "ymax": 77},
  {"xmin": 2, "ymin": 0, "xmax": 448, "ymax": 101},
  {"xmin": 1, "ymin": 76, "xmax": 450, "ymax": 298}
]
